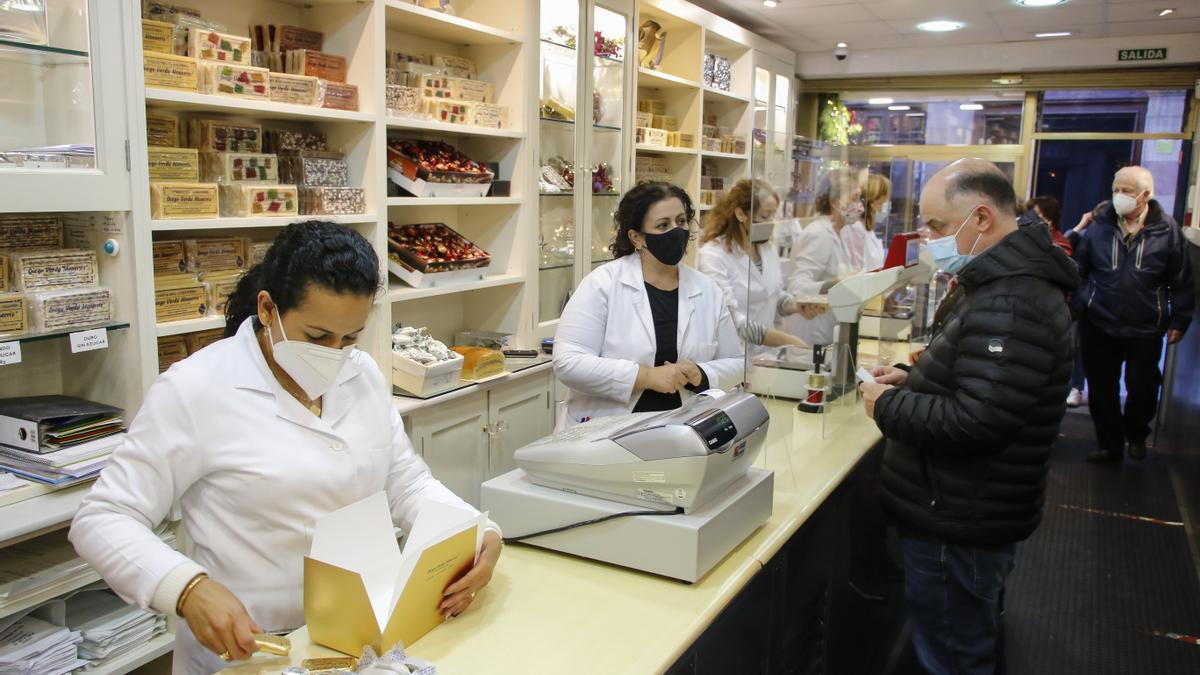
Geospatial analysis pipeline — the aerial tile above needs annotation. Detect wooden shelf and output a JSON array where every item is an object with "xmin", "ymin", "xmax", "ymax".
[
  {"xmin": 386, "ymin": 274, "xmax": 524, "ymax": 302},
  {"xmin": 383, "ymin": 0, "xmax": 524, "ymax": 45},
  {"xmin": 701, "ymin": 150, "xmax": 749, "ymax": 160},
  {"xmin": 703, "ymin": 87, "xmax": 750, "ymax": 104},
  {"xmin": 89, "ymin": 633, "xmax": 176, "ymax": 675},
  {"xmin": 145, "ymin": 88, "xmax": 375, "ymax": 123},
  {"xmin": 387, "ymin": 197, "xmax": 522, "ymax": 207},
  {"xmin": 635, "ymin": 144, "xmax": 699, "ymax": 156},
  {"xmin": 638, "ymin": 68, "xmax": 701, "ymax": 90},
  {"xmin": 386, "ymin": 116, "xmax": 526, "ymax": 139},
  {"xmin": 151, "ymin": 213, "xmax": 378, "ymax": 232},
  {"xmin": 156, "ymin": 316, "xmax": 225, "ymax": 338},
  {"xmin": 0, "ymin": 482, "xmax": 92, "ymax": 546}
]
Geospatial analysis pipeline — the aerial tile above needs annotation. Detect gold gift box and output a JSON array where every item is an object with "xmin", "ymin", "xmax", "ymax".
[
  {"xmin": 157, "ymin": 335, "xmax": 189, "ymax": 373},
  {"xmin": 185, "ymin": 237, "xmax": 246, "ymax": 272},
  {"xmin": 30, "ymin": 287, "xmax": 113, "ymax": 331},
  {"xmin": 0, "ymin": 294, "xmax": 27, "ymax": 335},
  {"xmin": 148, "ymin": 147, "xmax": 200, "ymax": 182},
  {"xmin": 150, "ymin": 182, "xmax": 220, "ymax": 220},
  {"xmin": 268, "ymin": 72, "xmax": 320, "ymax": 106},
  {"xmin": 10, "ymin": 250, "xmax": 99, "ymax": 292},
  {"xmin": 146, "ymin": 112, "xmax": 180, "ymax": 148},
  {"xmin": 153, "ymin": 240, "xmax": 188, "ymax": 276},
  {"xmin": 155, "ymin": 276, "xmax": 210, "ymax": 323},
  {"xmin": 0, "ymin": 215, "xmax": 62, "ymax": 251},
  {"xmin": 141, "ymin": 19, "xmax": 175, "ymax": 55},
  {"xmin": 143, "ymin": 51, "xmax": 198, "ymax": 91}
]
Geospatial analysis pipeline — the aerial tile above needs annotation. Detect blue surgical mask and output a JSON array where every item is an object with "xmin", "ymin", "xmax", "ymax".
[{"xmin": 927, "ymin": 206, "xmax": 984, "ymax": 275}]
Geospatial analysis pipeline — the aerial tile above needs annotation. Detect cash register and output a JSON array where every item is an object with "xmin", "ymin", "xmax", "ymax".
[{"xmin": 480, "ymin": 389, "xmax": 773, "ymax": 582}]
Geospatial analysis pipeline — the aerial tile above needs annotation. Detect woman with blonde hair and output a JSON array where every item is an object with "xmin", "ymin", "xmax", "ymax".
[
  {"xmin": 787, "ymin": 168, "xmax": 861, "ymax": 345},
  {"xmin": 697, "ymin": 179, "xmax": 821, "ymax": 355},
  {"xmin": 841, "ymin": 172, "xmax": 889, "ymax": 272}
]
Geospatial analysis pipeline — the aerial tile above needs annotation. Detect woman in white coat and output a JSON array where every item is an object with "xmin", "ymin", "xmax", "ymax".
[
  {"xmin": 70, "ymin": 222, "xmax": 502, "ymax": 674},
  {"xmin": 554, "ymin": 182, "xmax": 744, "ymax": 425},
  {"xmin": 697, "ymin": 179, "xmax": 824, "ymax": 357},
  {"xmin": 787, "ymin": 169, "xmax": 862, "ymax": 346}
]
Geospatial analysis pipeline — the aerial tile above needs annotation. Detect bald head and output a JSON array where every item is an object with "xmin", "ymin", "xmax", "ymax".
[{"xmin": 919, "ymin": 158, "xmax": 1020, "ymax": 261}]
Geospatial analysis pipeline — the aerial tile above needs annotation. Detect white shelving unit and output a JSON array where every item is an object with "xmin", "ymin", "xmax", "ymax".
[{"xmin": 151, "ymin": 213, "xmax": 379, "ymax": 232}]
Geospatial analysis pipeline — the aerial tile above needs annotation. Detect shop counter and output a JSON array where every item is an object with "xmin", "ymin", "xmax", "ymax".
[{"xmin": 221, "ymin": 394, "xmax": 902, "ymax": 674}]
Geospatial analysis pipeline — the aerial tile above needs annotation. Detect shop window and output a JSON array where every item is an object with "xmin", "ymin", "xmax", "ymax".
[
  {"xmin": 833, "ymin": 94, "xmax": 1025, "ymax": 146},
  {"xmin": 1038, "ymin": 89, "xmax": 1189, "ymax": 134}
]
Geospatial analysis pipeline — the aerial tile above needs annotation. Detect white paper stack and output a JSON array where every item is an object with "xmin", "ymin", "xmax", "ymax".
[
  {"xmin": 65, "ymin": 588, "xmax": 166, "ymax": 668},
  {"xmin": 0, "ymin": 433, "xmax": 125, "ymax": 487},
  {"xmin": 0, "ymin": 472, "xmax": 25, "ymax": 495},
  {"xmin": 0, "ymin": 615, "xmax": 86, "ymax": 675}
]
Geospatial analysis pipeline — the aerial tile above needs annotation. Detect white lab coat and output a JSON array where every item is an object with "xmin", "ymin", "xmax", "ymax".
[
  {"xmin": 840, "ymin": 220, "xmax": 886, "ymax": 272},
  {"xmin": 70, "ymin": 319, "xmax": 480, "ymax": 675},
  {"xmin": 785, "ymin": 216, "xmax": 855, "ymax": 346},
  {"xmin": 553, "ymin": 253, "xmax": 744, "ymax": 426},
  {"xmin": 696, "ymin": 239, "xmax": 788, "ymax": 358}
]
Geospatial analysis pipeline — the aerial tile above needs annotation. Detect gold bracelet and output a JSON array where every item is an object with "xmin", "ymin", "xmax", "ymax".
[{"xmin": 176, "ymin": 572, "xmax": 209, "ymax": 616}]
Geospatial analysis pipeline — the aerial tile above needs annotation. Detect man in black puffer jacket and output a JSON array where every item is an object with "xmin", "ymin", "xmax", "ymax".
[
  {"xmin": 859, "ymin": 159, "xmax": 1079, "ymax": 675},
  {"xmin": 1071, "ymin": 166, "xmax": 1193, "ymax": 463}
]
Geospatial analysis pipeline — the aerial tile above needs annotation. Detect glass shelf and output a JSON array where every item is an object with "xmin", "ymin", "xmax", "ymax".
[
  {"xmin": 0, "ymin": 322, "xmax": 129, "ymax": 347},
  {"xmin": 540, "ymin": 117, "xmax": 621, "ymax": 132},
  {"xmin": 394, "ymin": 354, "xmax": 554, "ymax": 402},
  {"xmin": 539, "ymin": 261, "xmax": 574, "ymax": 271},
  {"xmin": 0, "ymin": 39, "xmax": 88, "ymax": 66},
  {"xmin": 539, "ymin": 38, "xmax": 623, "ymax": 64}
]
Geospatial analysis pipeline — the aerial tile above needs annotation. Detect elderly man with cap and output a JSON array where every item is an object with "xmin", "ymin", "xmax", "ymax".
[
  {"xmin": 860, "ymin": 159, "xmax": 1079, "ymax": 675},
  {"xmin": 1069, "ymin": 166, "xmax": 1194, "ymax": 463}
]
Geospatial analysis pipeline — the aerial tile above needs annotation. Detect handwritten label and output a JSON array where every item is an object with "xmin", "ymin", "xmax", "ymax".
[
  {"xmin": 0, "ymin": 342, "xmax": 22, "ymax": 365},
  {"xmin": 70, "ymin": 328, "xmax": 109, "ymax": 354}
]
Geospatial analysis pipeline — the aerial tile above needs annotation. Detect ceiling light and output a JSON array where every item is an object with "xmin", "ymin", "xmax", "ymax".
[
  {"xmin": 836, "ymin": 42, "xmax": 848, "ymax": 48},
  {"xmin": 1159, "ymin": 8, "xmax": 1175, "ymax": 16},
  {"xmin": 917, "ymin": 20, "xmax": 965, "ymax": 32},
  {"xmin": 1035, "ymin": 31, "xmax": 1072, "ymax": 37},
  {"xmin": 905, "ymin": 113, "xmax": 926, "ymax": 117},
  {"xmin": 868, "ymin": 97, "xmax": 894, "ymax": 105},
  {"xmin": 1017, "ymin": 0, "xmax": 1068, "ymax": 7},
  {"xmin": 960, "ymin": 103, "xmax": 984, "ymax": 111},
  {"xmin": 888, "ymin": 105, "xmax": 911, "ymax": 111},
  {"xmin": 763, "ymin": 0, "xmax": 779, "ymax": 7}
]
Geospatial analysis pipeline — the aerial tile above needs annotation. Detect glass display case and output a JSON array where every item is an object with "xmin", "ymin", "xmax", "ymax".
[
  {"xmin": 0, "ymin": 0, "xmax": 131, "ymax": 212},
  {"xmin": 536, "ymin": 0, "xmax": 632, "ymax": 327}
]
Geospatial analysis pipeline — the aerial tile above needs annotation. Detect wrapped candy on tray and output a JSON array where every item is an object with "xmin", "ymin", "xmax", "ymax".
[
  {"xmin": 386, "ymin": 139, "xmax": 492, "ymax": 198},
  {"xmin": 387, "ymin": 221, "xmax": 490, "ymax": 288},
  {"xmin": 391, "ymin": 325, "xmax": 464, "ymax": 396}
]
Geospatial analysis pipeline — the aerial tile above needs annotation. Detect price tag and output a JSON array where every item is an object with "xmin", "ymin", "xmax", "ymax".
[
  {"xmin": 70, "ymin": 328, "xmax": 109, "ymax": 354},
  {"xmin": 0, "ymin": 341, "xmax": 22, "ymax": 366}
]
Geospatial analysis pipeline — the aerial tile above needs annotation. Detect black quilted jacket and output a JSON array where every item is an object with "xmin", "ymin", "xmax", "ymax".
[{"xmin": 874, "ymin": 225, "xmax": 1080, "ymax": 545}]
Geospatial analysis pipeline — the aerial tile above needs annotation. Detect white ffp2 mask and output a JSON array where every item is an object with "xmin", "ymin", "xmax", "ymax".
[
  {"xmin": 266, "ymin": 313, "xmax": 353, "ymax": 400},
  {"xmin": 1112, "ymin": 193, "xmax": 1139, "ymax": 217}
]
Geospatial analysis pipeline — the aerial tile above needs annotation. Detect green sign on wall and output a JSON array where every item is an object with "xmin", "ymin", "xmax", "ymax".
[{"xmin": 1118, "ymin": 48, "xmax": 1168, "ymax": 62}]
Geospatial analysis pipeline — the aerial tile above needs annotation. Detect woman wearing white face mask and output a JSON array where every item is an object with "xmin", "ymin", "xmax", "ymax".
[
  {"xmin": 785, "ymin": 169, "xmax": 862, "ymax": 345},
  {"xmin": 70, "ymin": 221, "xmax": 502, "ymax": 674}
]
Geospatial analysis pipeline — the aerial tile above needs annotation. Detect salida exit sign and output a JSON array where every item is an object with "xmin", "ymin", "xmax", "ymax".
[{"xmin": 1119, "ymin": 48, "xmax": 1168, "ymax": 61}]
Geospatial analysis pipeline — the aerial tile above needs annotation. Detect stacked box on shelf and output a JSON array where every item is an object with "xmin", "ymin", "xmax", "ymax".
[
  {"xmin": 635, "ymin": 101, "xmax": 689, "ymax": 147},
  {"xmin": 702, "ymin": 53, "xmax": 731, "ymax": 92},
  {"xmin": 700, "ymin": 161, "xmax": 726, "ymax": 206},
  {"xmin": 635, "ymin": 155, "xmax": 672, "ymax": 184},
  {"xmin": 0, "ymin": 214, "xmax": 65, "ymax": 336},
  {"xmin": 384, "ymin": 51, "xmax": 508, "ymax": 128},
  {"xmin": 387, "ymin": 222, "xmax": 491, "ymax": 289},
  {"xmin": 270, "ymin": 131, "xmax": 365, "ymax": 216}
]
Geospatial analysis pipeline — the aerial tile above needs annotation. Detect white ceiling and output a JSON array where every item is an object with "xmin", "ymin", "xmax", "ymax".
[{"xmin": 688, "ymin": 0, "xmax": 1200, "ymax": 53}]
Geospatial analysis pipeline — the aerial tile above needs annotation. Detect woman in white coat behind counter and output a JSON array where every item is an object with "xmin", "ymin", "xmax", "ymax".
[
  {"xmin": 786, "ymin": 169, "xmax": 862, "ymax": 346},
  {"xmin": 554, "ymin": 182, "xmax": 744, "ymax": 426},
  {"xmin": 70, "ymin": 222, "xmax": 502, "ymax": 674},
  {"xmin": 697, "ymin": 179, "xmax": 825, "ymax": 357}
]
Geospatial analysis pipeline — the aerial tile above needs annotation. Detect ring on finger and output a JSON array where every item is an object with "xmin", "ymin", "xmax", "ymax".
[{"xmin": 220, "ymin": 651, "xmax": 232, "ymax": 661}]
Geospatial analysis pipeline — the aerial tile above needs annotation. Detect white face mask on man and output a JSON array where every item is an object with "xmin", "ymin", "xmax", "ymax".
[
  {"xmin": 1112, "ymin": 192, "xmax": 1142, "ymax": 217},
  {"xmin": 265, "ymin": 311, "xmax": 354, "ymax": 400}
]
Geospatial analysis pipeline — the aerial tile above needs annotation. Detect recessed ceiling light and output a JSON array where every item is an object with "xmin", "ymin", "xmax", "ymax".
[
  {"xmin": 763, "ymin": 0, "xmax": 779, "ymax": 7},
  {"xmin": 1159, "ymin": 8, "xmax": 1175, "ymax": 16},
  {"xmin": 905, "ymin": 113, "xmax": 926, "ymax": 117},
  {"xmin": 1035, "ymin": 31, "xmax": 1072, "ymax": 37},
  {"xmin": 888, "ymin": 105, "xmax": 911, "ymax": 111},
  {"xmin": 868, "ymin": 97, "xmax": 894, "ymax": 105},
  {"xmin": 836, "ymin": 42, "xmax": 848, "ymax": 48},
  {"xmin": 1017, "ymin": 0, "xmax": 1068, "ymax": 7},
  {"xmin": 960, "ymin": 103, "xmax": 984, "ymax": 111},
  {"xmin": 917, "ymin": 20, "xmax": 965, "ymax": 32}
]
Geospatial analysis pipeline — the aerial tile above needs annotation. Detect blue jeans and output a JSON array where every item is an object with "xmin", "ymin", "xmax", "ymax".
[{"xmin": 901, "ymin": 532, "xmax": 1016, "ymax": 675}]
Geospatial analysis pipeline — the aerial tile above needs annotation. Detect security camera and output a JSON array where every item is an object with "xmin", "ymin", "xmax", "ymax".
[{"xmin": 835, "ymin": 43, "xmax": 848, "ymax": 61}]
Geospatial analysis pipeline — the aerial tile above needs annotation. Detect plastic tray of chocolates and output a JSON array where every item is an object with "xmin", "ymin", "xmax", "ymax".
[{"xmin": 386, "ymin": 139, "xmax": 493, "ymax": 198}]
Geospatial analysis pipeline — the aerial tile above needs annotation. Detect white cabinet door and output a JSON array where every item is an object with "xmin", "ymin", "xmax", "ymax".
[
  {"xmin": 487, "ymin": 371, "xmax": 553, "ymax": 479},
  {"xmin": 408, "ymin": 391, "xmax": 489, "ymax": 507}
]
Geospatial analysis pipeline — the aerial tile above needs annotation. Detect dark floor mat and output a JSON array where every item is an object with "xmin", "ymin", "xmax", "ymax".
[{"xmin": 1003, "ymin": 413, "xmax": 1200, "ymax": 675}]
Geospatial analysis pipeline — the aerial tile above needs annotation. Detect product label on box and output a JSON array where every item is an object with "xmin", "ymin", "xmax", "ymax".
[
  {"xmin": 144, "ymin": 52, "xmax": 198, "ymax": 91},
  {"xmin": 469, "ymin": 103, "xmax": 506, "ymax": 128},
  {"xmin": 15, "ymin": 252, "xmax": 98, "ymax": 291},
  {"xmin": 153, "ymin": 241, "xmax": 188, "ymax": 275},
  {"xmin": 320, "ymin": 81, "xmax": 359, "ymax": 111},
  {"xmin": 41, "ymin": 289, "xmax": 113, "ymax": 330},
  {"xmin": 156, "ymin": 286, "xmax": 208, "ymax": 322},
  {"xmin": 0, "ymin": 296, "xmax": 26, "ymax": 335},
  {"xmin": 277, "ymin": 25, "xmax": 323, "ymax": 52},
  {"xmin": 146, "ymin": 114, "xmax": 179, "ymax": 147},
  {"xmin": 153, "ymin": 184, "xmax": 219, "ymax": 218},
  {"xmin": 0, "ymin": 342, "xmax": 22, "ymax": 365},
  {"xmin": 70, "ymin": 328, "xmax": 109, "ymax": 353},
  {"xmin": 300, "ymin": 51, "xmax": 348, "ymax": 82},
  {"xmin": 191, "ymin": 29, "xmax": 250, "ymax": 65},
  {"xmin": 142, "ymin": 19, "xmax": 175, "ymax": 54},
  {"xmin": 190, "ymin": 239, "xmax": 246, "ymax": 270},
  {"xmin": 0, "ymin": 216, "xmax": 62, "ymax": 250},
  {"xmin": 268, "ymin": 72, "xmax": 319, "ymax": 105},
  {"xmin": 386, "ymin": 85, "xmax": 421, "ymax": 115},
  {"xmin": 148, "ymin": 147, "xmax": 200, "ymax": 181},
  {"xmin": 205, "ymin": 62, "xmax": 268, "ymax": 99}
]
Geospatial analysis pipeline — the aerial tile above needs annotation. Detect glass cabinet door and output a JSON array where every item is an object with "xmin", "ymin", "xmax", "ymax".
[
  {"xmin": 0, "ymin": 0, "xmax": 131, "ymax": 212},
  {"xmin": 536, "ymin": 0, "xmax": 632, "ymax": 327}
]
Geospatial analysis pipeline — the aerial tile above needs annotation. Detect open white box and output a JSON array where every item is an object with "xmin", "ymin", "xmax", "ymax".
[
  {"xmin": 392, "ymin": 351, "xmax": 464, "ymax": 397},
  {"xmin": 304, "ymin": 492, "xmax": 486, "ymax": 656}
]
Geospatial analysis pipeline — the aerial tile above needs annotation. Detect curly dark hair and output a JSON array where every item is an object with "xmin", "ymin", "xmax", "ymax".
[
  {"xmin": 610, "ymin": 182, "xmax": 696, "ymax": 258},
  {"xmin": 223, "ymin": 220, "xmax": 381, "ymax": 337}
]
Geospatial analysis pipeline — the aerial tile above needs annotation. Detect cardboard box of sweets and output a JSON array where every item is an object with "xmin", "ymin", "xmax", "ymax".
[
  {"xmin": 146, "ymin": 112, "xmax": 180, "ymax": 147},
  {"xmin": 388, "ymin": 222, "xmax": 490, "ymax": 274},
  {"xmin": 0, "ymin": 215, "xmax": 62, "ymax": 250},
  {"xmin": 158, "ymin": 335, "xmax": 189, "ymax": 373},
  {"xmin": 219, "ymin": 184, "xmax": 299, "ymax": 218},
  {"xmin": 10, "ymin": 249, "xmax": 99, "ymax": 292},
  {"xmin": 201, "ymin": 152, "xmax": 279, "ymax": 183},
  {"xmin": 30, "ymin": 287, "xmax": 113, "ymax": 332},
  {"xmin": 150, "ymin": 182, "xmax": 220, "ymax": 220},
  {"xmin": 148, "ymin": 147, "xmax": 200, "ymax": 182},
  {"xmin": 199, "ymin": 61, "xmax": 269, "ymax": 100},
  {"xmin": 153, "ymin": 240, "xmax": 188, "ymax": 276},
  {"xmin": 185, "ymin": 238, "xmax": 246, "ymax": 272},
  {"xmin": 268, "ymin": 72, "xmax": 320, "ymax": 106},
  {"xmin": 142, "ymin": 19, "xmax": 175, "ymax": 54},
  {"xmin": 154, "ymin": 276, "xmax": 210, "ymax": 323},
  {"xmin": 188, "ymin": 29, "xmax": 251, "ymax": 65},
  {"xmin": 143, "ymin": 51, "xmax": 198, "ymax": 91},
  {"xmin": 0, "ymin": 294, "xmax": 27, "ymax": 335},
  {"xmin": 386, "ymin": 140, "xmax": 493, "ymax": 185},
  {"xmin": 320, "ymin": 81, "xmax": 359, "ymax": 111},
  {"xmin": 189, "ymin": 120, "xmax": 263, "ymax": 153}
]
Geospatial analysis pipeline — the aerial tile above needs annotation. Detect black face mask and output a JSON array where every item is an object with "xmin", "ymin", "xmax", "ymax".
[{"xmin": 641, "ymin": 227, "xmax": 689, "ymax": 266}]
